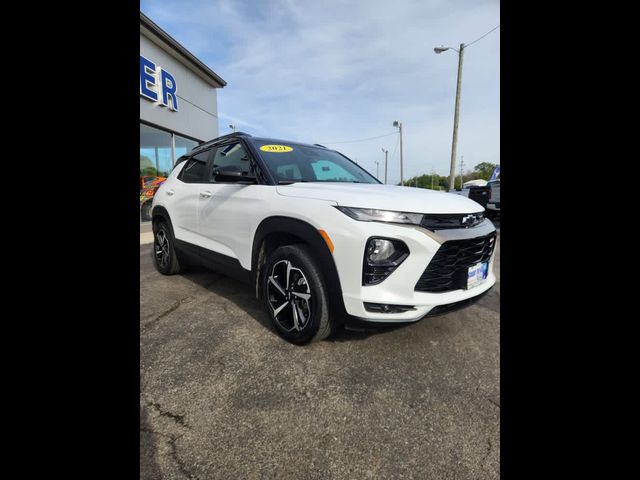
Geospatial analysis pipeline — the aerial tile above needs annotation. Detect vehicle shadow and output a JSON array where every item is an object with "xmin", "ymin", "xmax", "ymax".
[
  {"xmin": 181, "ymin": 265, "xmax": 275, "ymax": 333},
  {"xmin": 179, "ymin": 265, "xmax": 407, "ymax": 343},
  {"xmin": 329, "ymin": 322, "xmax": 414, "ymax": 342}
]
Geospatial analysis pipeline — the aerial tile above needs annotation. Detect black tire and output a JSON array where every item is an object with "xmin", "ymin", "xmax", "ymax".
[
  {"xmin": 152, "ymin": 220, "xmax": 182, "ymax": 275},
  {"xmin": 140, "ymin": 201, "xmax": 153, "ymax": 222},
  {"xmin": 262, "ymin": 244, "xmax": 334, "ymax": 344}
]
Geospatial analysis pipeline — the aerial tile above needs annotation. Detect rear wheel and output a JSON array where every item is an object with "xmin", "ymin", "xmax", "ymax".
[
  {"xmin": 263, "ymin": 244, "xmax": 334, "ymax": 344},
  {"xmin": 140, "ymin": 200, "xmax": 153, "ymax": 222},
  {"xmin": 152, "ymin": 220, "xmax": 182, "ymax": 275}
]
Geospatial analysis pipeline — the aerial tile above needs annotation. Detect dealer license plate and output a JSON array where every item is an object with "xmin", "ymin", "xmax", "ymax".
[{"xmin": 467, "ymin": 262, "xmax": 489, "ymax": 289}]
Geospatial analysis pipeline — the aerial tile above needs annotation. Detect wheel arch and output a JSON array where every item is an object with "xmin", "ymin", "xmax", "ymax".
[
  {"xmin": 151, "ymin": 206, "xmax": 174, "ymax": 236},
  {"xmin": 252, "ymin": 216, "xmax": 347, "ymax": 319}
]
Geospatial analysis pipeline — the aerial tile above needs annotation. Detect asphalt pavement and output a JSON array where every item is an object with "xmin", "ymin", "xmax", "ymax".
[{"xmin": 140, "ymin": 236, "xmax": 500, "ymax": 479}]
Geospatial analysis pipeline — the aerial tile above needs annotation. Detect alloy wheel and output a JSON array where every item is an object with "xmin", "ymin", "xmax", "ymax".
[
  {"xmin": 267, "ymin": 260, "xmax": 312, "ymax": 332},
  {"xmin": 155, "ymin": 229, "xmax": 170, "ymax": 268}
]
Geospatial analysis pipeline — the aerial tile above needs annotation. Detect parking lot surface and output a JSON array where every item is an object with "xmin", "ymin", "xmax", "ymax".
[{"xmin": 140, "ymin": 236, "xmax": 500, "ymax": 479}]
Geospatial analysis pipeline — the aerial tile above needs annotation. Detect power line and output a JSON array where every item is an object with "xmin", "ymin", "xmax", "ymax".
[
  {"xmin": 465, "ymin": 24, "xmax": 500, "ymax": 48},
  {"xmin": 320, "ymin": 131, "xmax": 397, "ymax": 145}
]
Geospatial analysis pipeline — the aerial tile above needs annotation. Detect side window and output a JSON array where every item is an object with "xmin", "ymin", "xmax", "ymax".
[
  {"xmin": 178, "ymin": 150, "xmax": 210, "ymax": 183},
  {"xmin": 171, "ymin": 155, "xmax": 189, "ymax": 173},
  {"xmin": 209, "ymin": 142, "xmax": 252, "ymax": 182}
]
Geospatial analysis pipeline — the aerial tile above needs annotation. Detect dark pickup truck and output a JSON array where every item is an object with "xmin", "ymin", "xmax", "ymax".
[
  {"xmin": 485, "ymin": 179, "xmax": 500, "ymax": 219},
  {"xmin": 464, "ymin": 182, "xmax": 499, "ymax": 220},
  {"xmin": 468, "ymin": 184, "xmax": 491, "ymax": 208}
]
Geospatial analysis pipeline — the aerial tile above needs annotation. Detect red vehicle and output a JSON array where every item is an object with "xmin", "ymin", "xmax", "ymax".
[{"xmin": 140, "ymin": 176, "xmax": 166, "ymax": 221}]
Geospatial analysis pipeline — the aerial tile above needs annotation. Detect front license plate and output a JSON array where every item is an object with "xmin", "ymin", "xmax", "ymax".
[{"xmin": 467, "ymin": 262, "xmax": 489, "ymax": 289}]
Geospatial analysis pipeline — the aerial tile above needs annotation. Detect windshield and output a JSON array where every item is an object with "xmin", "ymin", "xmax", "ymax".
[{"xmin": 254, "ymin": 141, "xmax": 380, "ymax": 184}]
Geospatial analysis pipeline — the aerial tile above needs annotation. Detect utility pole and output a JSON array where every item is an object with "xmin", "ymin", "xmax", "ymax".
[
  {"xmin": 448, "ymin": 43, "xmax": 465, "ymax": 191},
  {"xmin": 437, "ymin": 43, "xmax": 465, "ymax": 191},
  {"xmin": 381, "ymin": 148, "xmax": 388, "ymax": 184},
  {"xmin": 436, "ymin": 26, "xmax": 500, "ymax": 190},
  {"xmin": 431, "ymin": 166, "xmax": 435, "ymax": 190},
  {"xmin": 375, "ymin": 160, "xmax": 380, "ymax": 179},
  {"xmin": 393, "ymin": 121, "xmax": 404, "ymax": 186}
]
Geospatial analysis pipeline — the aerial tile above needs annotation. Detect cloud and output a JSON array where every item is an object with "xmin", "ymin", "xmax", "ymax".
[{"xmin": 141, "ymin": 0, "xmax": 500, "ymax": 182}]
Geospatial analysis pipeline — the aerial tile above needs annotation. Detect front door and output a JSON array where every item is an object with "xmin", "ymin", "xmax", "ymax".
[{"xmin": 197, "ymin": 141, "xmax": 270, "ymax": 270}]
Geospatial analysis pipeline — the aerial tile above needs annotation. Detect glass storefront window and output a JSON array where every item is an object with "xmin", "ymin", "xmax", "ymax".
[
  {"xmin": 175, "ymin": 134, "xmax": 199, "ymax": 159},
  {"xmin": 140, "ymin": 123, "xmax": 203, "ymax": 223},
  {"xmin": 140, "ymin": 124, "xmax": 172, "ymax": 222},
  {"xmin": 140, "ymin": 124, "xmax": 172, "ymax": 177}
]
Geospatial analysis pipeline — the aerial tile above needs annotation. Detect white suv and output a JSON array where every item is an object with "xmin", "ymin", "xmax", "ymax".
[{"xmin": 151, "ymin": 132, "xmax": 497, "ymax": 344}]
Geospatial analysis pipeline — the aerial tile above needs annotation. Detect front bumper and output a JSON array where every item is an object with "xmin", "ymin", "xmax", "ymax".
[{"xmin": 328, "ymin": 216, "xmax": 497, "ymax": 323}]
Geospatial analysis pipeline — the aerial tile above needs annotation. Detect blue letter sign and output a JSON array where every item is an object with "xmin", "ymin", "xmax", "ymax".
[
  {"xmin": 140, "ymin": 55, "xmax": 158, "ymax": 102},
  {"xmin": 160, "ymin": 69, "xmax": 179, "ymax": 111},
  {"xmin": 140, "ymin": 55, "xmax": 179, "ymax": 112}
]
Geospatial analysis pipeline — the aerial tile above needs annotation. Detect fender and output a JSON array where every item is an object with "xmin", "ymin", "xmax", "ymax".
[
  {"xmin": 150, "ymin": 205, "xmax": 173, "ymax": 236},
  {"xmin": 252, "ymin": 216, "xmax": 347, "ymax": 318},
  {"xmin": 150, "ymin": 205, "xmax": 200, "ymax": 265}
]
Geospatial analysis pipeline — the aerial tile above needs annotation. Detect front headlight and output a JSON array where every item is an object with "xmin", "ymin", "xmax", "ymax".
[{"xmin": 336, "ymin": 206, "xmax": 423, "ymax": 225}]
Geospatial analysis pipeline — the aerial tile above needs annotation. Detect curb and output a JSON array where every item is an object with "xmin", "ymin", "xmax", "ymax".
[{"xmin": 141, "ymin": 231, "xmax": 154, "ymax": 245}]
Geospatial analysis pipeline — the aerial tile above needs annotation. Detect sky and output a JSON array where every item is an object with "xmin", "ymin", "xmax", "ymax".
[{"xmin": 140, "ymin": 0, "xmax": 500, "ymax": 184}]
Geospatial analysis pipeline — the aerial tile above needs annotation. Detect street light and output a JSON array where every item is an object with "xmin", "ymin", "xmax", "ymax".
[
  {"xmin": 434, "ymin": 43, "xmax": 464, "ymax": 192},
  {"xmin": 381, "ymin": 148, "xmax": 388, "ymax": 184},
  {"xmin": 393, "ymin": 121, "xmax": 404, "ymax": 186}
]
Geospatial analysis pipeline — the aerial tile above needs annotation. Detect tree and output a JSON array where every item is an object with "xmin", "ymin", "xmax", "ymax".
[
  {"xmin": 400, "ymin": 173, "xmax": 447, "ymax": 190},
  {"xmin": 140, "ymin": 155, "xmax": 158, "ymax": 177},
  {"xmin": 401, "ymin": 161, "xmax": 498, "ymax": 190},
  {"xmin": 472, "ymin": 162, "xmax": 498, "ymax": 180}
]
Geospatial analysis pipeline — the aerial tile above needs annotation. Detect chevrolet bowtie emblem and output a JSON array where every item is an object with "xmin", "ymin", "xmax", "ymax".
[{"xmin": 461, "ymin": 214, "xmax": 479, "ymax": 227}]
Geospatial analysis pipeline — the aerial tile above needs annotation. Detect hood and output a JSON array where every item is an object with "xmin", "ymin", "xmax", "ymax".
[{"xmin": 276, "ymin": 183, "xmax": 484, "ymax": 214}]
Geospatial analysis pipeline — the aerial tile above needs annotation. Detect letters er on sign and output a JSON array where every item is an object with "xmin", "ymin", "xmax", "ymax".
[{"xmin": 140, "ymin": 55, "xmax": 179, "ymax": 112}]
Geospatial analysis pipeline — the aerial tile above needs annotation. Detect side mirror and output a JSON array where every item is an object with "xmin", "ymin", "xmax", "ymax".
[{"xmin": 213, "ymin": 165, "xmax": 257, "ymax": 183}]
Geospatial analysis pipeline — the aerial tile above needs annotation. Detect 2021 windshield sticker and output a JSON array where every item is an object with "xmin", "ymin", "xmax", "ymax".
[{"xmin": 260, "ymin": 145, "xmax": 293, "ymax": 153}]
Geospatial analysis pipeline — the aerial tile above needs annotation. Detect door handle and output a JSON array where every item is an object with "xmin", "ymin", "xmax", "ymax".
[
  {"xmin": 199, "ymin": 191, "xmax": 212, "ymax": 198},
  {"xmin": 166, "ymin": 189, "xmax": 175, "ymax": 196}
]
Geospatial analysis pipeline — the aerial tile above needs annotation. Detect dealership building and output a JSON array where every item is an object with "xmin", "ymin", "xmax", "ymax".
[{"xmin": 140, "ymin": 12, "xmax": 226, "ymax": 222}]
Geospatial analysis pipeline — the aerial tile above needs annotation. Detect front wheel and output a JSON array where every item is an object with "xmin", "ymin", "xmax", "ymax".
[{"xmin": 263, "ymin": 244, "xmax": 334, "ymax": 344}]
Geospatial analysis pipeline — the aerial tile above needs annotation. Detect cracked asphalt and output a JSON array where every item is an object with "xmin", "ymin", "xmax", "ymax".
[{"xmin": 140, "ymin": 235, "xmax": 500, "ymax": 479}]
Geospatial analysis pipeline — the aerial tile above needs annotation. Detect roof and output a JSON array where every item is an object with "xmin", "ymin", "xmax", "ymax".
[
  {"xmin": 140, "ymin": 12, "xmax": 227, "ymax": 88},
  {"xmin": 191, "ymin": 132, "xmax": 332, "ymax": 154},
  {"xmin": 249, "ymin": 136, "xmax": 330, "ymax": 149}
]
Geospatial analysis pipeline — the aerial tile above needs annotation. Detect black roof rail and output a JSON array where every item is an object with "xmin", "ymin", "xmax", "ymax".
[
  {"xmin": 313, "ymin": 143, "xmax": 328, "ymax": 148},
  {"xmin": 190, "ymin": 132, "xmax": 252, "ymax": 153}
]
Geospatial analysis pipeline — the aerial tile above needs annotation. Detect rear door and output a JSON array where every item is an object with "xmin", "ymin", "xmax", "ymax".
[{"xmin": 168, "ymin": 148, "xmax": 213, "ymax": 246}]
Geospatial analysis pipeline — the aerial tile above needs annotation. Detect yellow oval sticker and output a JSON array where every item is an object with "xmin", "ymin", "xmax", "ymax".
[{"xmin": 260, "ymin": 144, "xmax": 293, "ymax": 153}]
